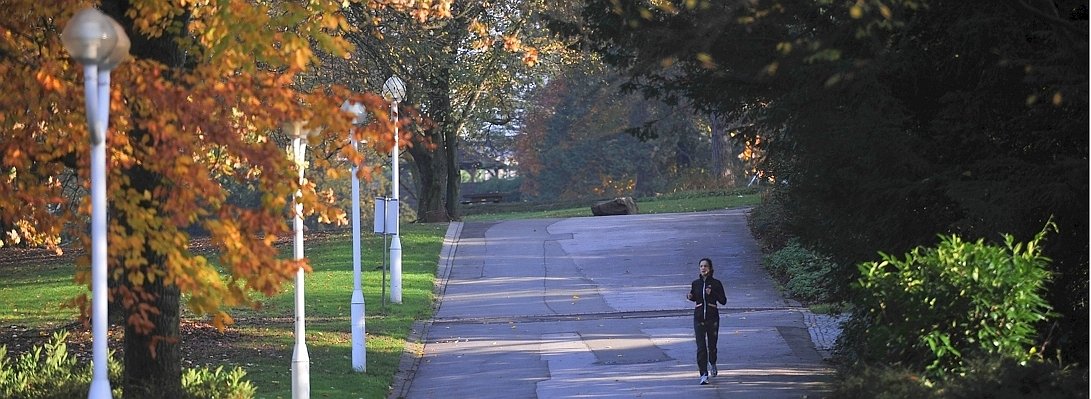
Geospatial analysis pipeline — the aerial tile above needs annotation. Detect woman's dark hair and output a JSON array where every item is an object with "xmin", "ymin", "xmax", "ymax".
[{"xmin": 699, "ymin": 257, "xmax": 714, "ymax": 276}]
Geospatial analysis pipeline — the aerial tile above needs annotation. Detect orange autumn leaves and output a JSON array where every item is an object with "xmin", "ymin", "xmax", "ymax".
[{"xmin": 0, "ymin": 0, "xmax": 444, "ymax": 336}]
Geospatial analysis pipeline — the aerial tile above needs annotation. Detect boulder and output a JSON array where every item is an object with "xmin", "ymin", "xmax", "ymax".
[{"xmin": 591, "ymin": 197, "xmax": 639, "ymax": 216}]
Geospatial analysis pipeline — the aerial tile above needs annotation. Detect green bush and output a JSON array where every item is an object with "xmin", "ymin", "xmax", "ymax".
[
  {"xmin": 763, "ymin": 239, "xmax": 836, "ymax": 303},
  {"xmin": 0, "ymin": 331, "xmax": 254, "ymax": 398},
  {"xmin": 0, "ymin": 331, "xmax": 121, "ymax": 399},
  {"xmin": 747, "ymin": 189, "xmax": 791, "ymax": 251},
  {"xmin": 833, "ymin": 364, "xmax": 935, "ymax": 399},
  {"xmin": 843, "ymin": 222, "xmax": 1056, "ymax": 379},
  {"xmin": 939, "ymin": 356, "xmax": 1087, "ymax": 399},
  {"xmin": 182, "ymin": 365, "xmax": 256, "ymax": 399}
]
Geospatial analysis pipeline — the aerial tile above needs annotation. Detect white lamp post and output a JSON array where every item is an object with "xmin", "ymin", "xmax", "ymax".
[
  {"xmin": 340, "ymin": 100, "xmax": 367, "ymax": 372},
  {"xmin": 381, "ymin": 76, "xmax": 405, "ymax": 304},
  {"xmin": 284, "ymin": 120, "xmax": 319, "ymax": 399},
  {"xmin": 61, "ymin": 8, "xmax": 129, "ymax": 399}
]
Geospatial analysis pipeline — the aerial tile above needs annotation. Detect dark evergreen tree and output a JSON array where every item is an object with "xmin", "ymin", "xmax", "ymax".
[{"xmin": 563, "ymin": 0, "xmax": 1088, "ymax": 364}]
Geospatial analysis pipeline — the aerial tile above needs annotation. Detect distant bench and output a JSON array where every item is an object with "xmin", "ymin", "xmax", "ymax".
[{"xmin": 461, "ymin": 192, "xmax": 503, "ymax": 204}]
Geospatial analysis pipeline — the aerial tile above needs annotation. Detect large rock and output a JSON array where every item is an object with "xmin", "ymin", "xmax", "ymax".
[{"xmin": 591, "ymin": 197, "xmax": 639, "ymax": 216}]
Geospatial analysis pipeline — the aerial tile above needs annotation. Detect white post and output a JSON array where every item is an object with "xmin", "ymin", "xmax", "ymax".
[
  {"xmin": 349, "ymin": 130, "xmax": 366, "ymax": 372},
  {"xmin": 62, "ymin": 9, "xmax": 126, "ymax": 398},
  {"xmin": 291, "ymin": 137, "xmax": 310, "ymax": 399},
  {"xmin": 86, "ymin": 63, "xmax": 112, "ymax": 399},
  {"xmin": 389, "ymin": 100, "xmax": 402, "ymax": 304}
]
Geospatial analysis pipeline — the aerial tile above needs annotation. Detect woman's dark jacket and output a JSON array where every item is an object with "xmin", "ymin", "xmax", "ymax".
[{"xmin": 688, "ymin": 275, "xmax": 726, "ymax": 320}]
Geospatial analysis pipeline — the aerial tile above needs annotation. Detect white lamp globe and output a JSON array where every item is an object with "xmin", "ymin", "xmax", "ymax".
[
  {"xmin": 382, "ymin": 76, "xmax": 406, "ymax": 102},
  {"xmin": 61, "ymin": 8, "xmax": 118, "ymax": 65}
]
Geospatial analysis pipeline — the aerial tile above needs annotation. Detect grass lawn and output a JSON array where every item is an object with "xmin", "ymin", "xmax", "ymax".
[
  {"xmin": 0, "ymin": 261, "xmax": 84, "ymax": 327},
  {"xmin": 233, "ymin": 223, "xmax": 446, "ymax": 398},
  {"xmin": 463, "ymin": 189, "xmax": 761, "ymax": 222},
  {"xmin": 0, "ymin": 222, "xmax": 447, "ymax": 399}
]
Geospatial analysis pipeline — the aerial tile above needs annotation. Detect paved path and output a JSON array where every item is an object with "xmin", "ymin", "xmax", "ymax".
[{"xmin": 392, "ymin": 209, "xmax": 834, "ymax": 398}]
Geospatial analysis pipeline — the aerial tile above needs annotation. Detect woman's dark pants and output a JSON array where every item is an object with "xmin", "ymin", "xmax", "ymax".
[{"xmin": 694, "ymin": 309, "xmax": 719, "ymax": 376}]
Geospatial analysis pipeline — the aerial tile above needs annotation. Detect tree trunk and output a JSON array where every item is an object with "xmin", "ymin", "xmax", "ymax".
[
  {"xmin": 710, "ymin": 114, "xmax": 726, "ymax": 178},
  {"xmin": 710, "ymin": 113, "xmax": 747, "ymax": 186},
  {"xmin": 408, "ymin": 138, "xmax": 448, "ymax": 222},
  {"xmin": 101, "ymin": 2, "xmax": 188, "ymax": 396},
  {"xmin": 122, "ymin": 276, "xmax": 182, "ymax": 398},
  {"xmin": 441, "ymin": 74, "xmax": 461, "ymax": 221},
  {"xmin": 117, "ymin": 146, "xmax": 183, "ymax": 398}
]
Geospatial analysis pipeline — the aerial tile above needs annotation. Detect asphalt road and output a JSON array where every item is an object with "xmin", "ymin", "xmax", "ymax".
[{"xmin": 392, "ymin": 208, "xmax": 833, "ymax": 399}]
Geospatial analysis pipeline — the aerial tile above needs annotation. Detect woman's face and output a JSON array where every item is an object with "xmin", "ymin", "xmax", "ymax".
[{"xmin": 699, "ymin": 261, "xmax": 711, "ymax": 276}]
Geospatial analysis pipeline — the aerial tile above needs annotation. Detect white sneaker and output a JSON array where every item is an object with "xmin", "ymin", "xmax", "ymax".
[
  {"xmin": 710, "ymin": 364, "xmax": 718, "ymax": 377},
  {"xmin": 699, "ymin": 375, "xmax": 709, "ymax": 385}
]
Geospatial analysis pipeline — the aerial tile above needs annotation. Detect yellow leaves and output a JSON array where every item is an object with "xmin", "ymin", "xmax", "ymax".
[
  {"xmin": 879, "ymin": 5, "xmax": 893, "ymax": 20},
  {"xmin": 1027, "ymin": 91, "xmax": 1066, "ymax": 107},
  {"xmin": 129, "ymin": 270, "xmax": 146, "ymax": 286},
  {"xmin": 212, "ymin": 311, "xmax": 234, "ymax": 331},
  {"xmin": 850, "ymin": 5, "xmax": 863, "ymax": 19},
  {"xmin": 776, "ymin": 41, "xmax": 793, "ymax": 55},
  {"xmin": 695, "ymin": 52, "xmax": 717, "ymax": 69},
  {"xmin": 126, "ymin": 0, "xmax": 181, "ymax": 38},
  {"xmin": 762, "ymin": 61, "xmax": 779, "ymax": 76},
  {"xmin": 469, "ymin": 19, "xmax": 488, "ymax": 37}
]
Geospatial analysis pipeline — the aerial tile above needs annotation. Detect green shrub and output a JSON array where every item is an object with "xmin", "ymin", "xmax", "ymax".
[
  {"xmin": 0, "ymin": 331, "xmax": 121, "ymax": 399},
  {"xmin": 833, "ymin": 364, "xmax": 935, "ymax": 399},
  {"xmin": 0, "ymin": 331, "xmax": 254, "ymax": 398},
  {"xmin": 844, "ymin": 222, "xmax": 1056, "ymax": 379},
  {"xmin": 747, "ymin": 189, "xmax": 791, "ymax": 251},
  {"xmin": 939, "ymin": 356, "xmax": 1087, "ymax": 399},
  {"xmin": 182, "ymin": 365, "xmax": 256, "ymax": 399},
  {"xmin": 763, "ymin": 239, "xmax": 836, "ymax": 303}
]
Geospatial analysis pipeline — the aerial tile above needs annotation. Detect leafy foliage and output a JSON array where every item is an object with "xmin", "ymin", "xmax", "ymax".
[
  {"xmin": 181, "ymin": 365, "xmax": 256, "ymax": 399},
  {"xmin": 338, "ymin": 0, "xmax": 569, "ymax": 221},
  {"xmin": 842, "ymin": 223, "xmax": 1056, "ymax": 379},
  {"xmin": 763, "ymin": 239, "xmax": 836, "ymax": 303},
  {"xmin": 0, "ymin": 0, "xmax": 457, "ymax": 394},
  {"xmin": 515, "ymin": 66, "xmax": 711, "ymax": 200},
  {"xmin": 938, "ymin": 356, "xmax": 1087, "ymax": 399},
  {"xmin": 832, "ymin": 363, "xmax": 934, "ymax": 399},
  {"xmin": 0, "ymin": 331, "xmax": 256, "ymax": 399},
  {"xmin": 569, "ymin": 0, "xmax": 1088, "ymax": 365},
  {"xmin": 0, "ymin": 331, "xmax": 123, "ymax": 399},
  {"xmin": 833, "ymin": 356, "xmax": 1088, "ymax": 399}
]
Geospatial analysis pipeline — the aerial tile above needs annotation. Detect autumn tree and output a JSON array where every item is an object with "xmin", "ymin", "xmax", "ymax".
[
  {"xmin": 0, "ymin": 0, "xmax": 451, "ymax": 396},
  {"xmin": 516, "ymin": 65, "xmax": 715, "ymax": 200},
  {"xmin": 339, "ymin": 0, "xmax": 573, "ymax": 221}
]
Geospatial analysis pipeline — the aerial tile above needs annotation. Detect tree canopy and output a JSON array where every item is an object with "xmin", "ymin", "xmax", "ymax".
[
  {"xmin": 1, "ymin": 0, "xmax": 451, "ymax": 395},
  {"xmin": 565, "ymin": 0, "xmax": 1087, "ymax": 363}
]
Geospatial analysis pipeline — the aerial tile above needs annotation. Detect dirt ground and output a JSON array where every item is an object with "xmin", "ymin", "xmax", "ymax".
[{"xmin": 0, "ymin": 319, "xmax": 264, "ymax": 370}]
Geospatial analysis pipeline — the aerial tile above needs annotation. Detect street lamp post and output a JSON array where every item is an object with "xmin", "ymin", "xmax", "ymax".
[
  {"xmin": 381, "ymin": 76, "xmax": 405, "ymax": 304},
  {"xmin": 340, "ymin": 100, "xmax": 367, "ymax": 372},
  {"xmin": 284, "ymin": 121, "xmax": 319, "ymax": 399},
  {"xmin": 61, "ymin": 8, "xmax": 129, "ymax": 399}
]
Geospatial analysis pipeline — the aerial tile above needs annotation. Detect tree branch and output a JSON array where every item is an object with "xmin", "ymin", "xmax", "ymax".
[{"xmin": 1010, "ymin": 0, "xmax": 1087, "ymax": 38}]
